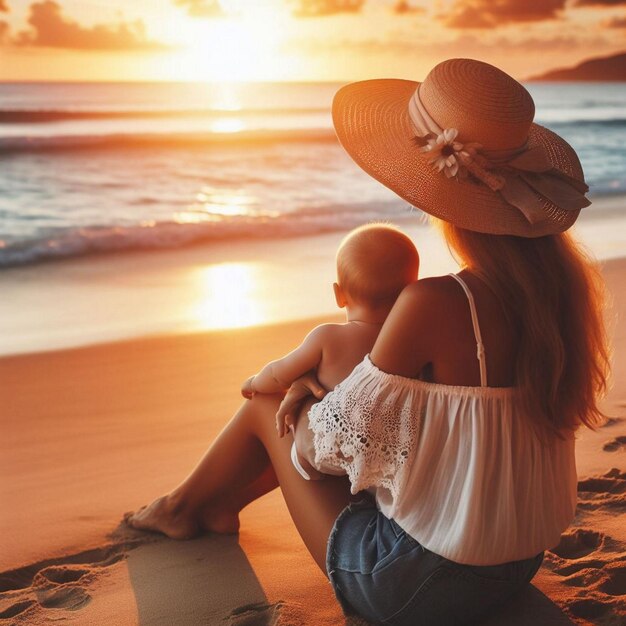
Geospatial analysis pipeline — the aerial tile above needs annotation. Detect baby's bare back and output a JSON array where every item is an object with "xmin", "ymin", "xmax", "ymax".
[{"xmin": 315, "ymin": 322, "xmax": 381, "ymax": 392}]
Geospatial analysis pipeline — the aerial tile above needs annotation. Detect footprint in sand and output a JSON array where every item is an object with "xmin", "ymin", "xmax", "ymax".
[
  {"xmin": 225, "ymin": 601, "xmax": 320, "ymax": 626},
  {"xmin": 567, "ymin": 597, "xmax": 614, "ymax": 622},
  {"xmin": 0, "ymin": 599, "xmax": 36, "ymax": 620},
  {"xmin": 544, "ymin": 482, "xmax": 626, "ymax": 625},
  {"xmin": 545, "ymin": 525, "xmax": 625, "ymax": 577},
  {"xmin": 226, "ymin": 601, "xmax": 285, "ymax": 625},
  {"xmin": 549, "ymin": 528, "xmax": 606, "ymax": 561},
  {"xmin": 597, "ymin": 562, "xmax": 626, "ymax": 597},
  {"xmin": 35, "ymin": 565, "xmax": 91, "ymax": 585},
  {"xmin": 32, "ymin": 565, "xmax": 93, "ymax": 611},
  {"xmin": 577, "ymin": 468, "xmax": 626, "ymax": 511},
  {"xmin": 1, "ymin": 549, "xmax": 102, "ymax": 594},
  {"xmin": 560, "ymin": 561, "xmax": 626, "ymax": 596},
  {"xmin": 0, "ymin": 531, "xmax": 152, "ymax": 621},
  {"xmin": 0, "ymin": 564, "xmax": 95, "ymax": 619},
  {"xmin": 0, "ymin": 528, "xmax": 150, "ymax": 594},
  {"xmin": 35, "ymin": 585, "xmax": 91, "ymax": 611},
  {"xmin": 560, "ymin": 567, "xmax": 605, "ymax": 588}
]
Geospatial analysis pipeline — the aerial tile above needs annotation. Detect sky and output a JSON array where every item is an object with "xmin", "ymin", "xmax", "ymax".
[{"xmin": 0, "ymin": 0, "xmax": 624, "ymax": 82}]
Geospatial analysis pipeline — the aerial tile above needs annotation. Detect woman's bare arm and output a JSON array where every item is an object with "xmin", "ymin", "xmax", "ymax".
[{"xmin": 370, "ymin": 279, "xmax": 444, "ymax": 377}]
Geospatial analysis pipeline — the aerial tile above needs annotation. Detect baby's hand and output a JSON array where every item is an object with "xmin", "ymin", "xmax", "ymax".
[
  {"xmin": 276, "ymin": 413, "xmax": 295, "ymax": 438},
  {"xmin": 276, "ymin": 415, "xmax": 295, "ymax": 437},
  {"xmin": 275, "ymin": 372, "xmax": 326, "ymax": 437},
  {"xmin": 241, "ymin": 376, "xmax": 256, "ymax": 400}
]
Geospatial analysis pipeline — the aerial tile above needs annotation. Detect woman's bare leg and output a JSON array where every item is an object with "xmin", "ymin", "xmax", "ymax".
[
  {"xmin": 126, "ymin": 398, "xmax": 275, "ymax": 538},
  {"xmin": 127, "ymin": 394, "xmax": 354, "ymax": 571},
  {"xmin": 199, "ymin": 465, "xmax": 279, "ymax": 534}
]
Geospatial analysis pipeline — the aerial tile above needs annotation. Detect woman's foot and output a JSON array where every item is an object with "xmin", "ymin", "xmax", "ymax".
[
  {"xmin": 124, "ymin": 494, "xmax": 200, "ymax": 540},
  {"xmin": 200, "ymin": 503, "xmax": 241, "ymax": 535},
  {"xmin": 124, "ymin": 493, "xmax": 241, "ymax": 538}
]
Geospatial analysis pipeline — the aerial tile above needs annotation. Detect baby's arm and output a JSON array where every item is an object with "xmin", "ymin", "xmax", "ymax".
[{"xmin": 241, "ymin": 324, "xmax": 330, "ymax": 398}]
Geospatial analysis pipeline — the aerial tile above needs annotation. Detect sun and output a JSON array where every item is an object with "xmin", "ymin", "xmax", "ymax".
[{"xmin": 173, "ymin": 1, "xmax": 294, "ymax": 82}]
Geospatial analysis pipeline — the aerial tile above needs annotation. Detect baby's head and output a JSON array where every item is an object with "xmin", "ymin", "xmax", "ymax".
[{"xmin": 335, "ymin": 224, "xmax": 419, "ymax": 311}]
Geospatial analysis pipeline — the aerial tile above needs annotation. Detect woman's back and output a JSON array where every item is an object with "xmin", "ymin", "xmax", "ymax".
[
  {"xmin": 414, "ymin": 271, "xmax": 519, "ymax": 388},
  {"xmin": 367, "ymin": 269, "xmax": 521, "ymax": 392}
]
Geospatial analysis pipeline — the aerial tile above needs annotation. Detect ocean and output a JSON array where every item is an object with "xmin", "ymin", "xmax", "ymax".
[{"xmin": 1, "ymin": 80, "xmax": 625, "ymax": 267}]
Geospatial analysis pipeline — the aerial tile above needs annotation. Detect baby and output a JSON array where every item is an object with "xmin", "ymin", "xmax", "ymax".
[{"xmin": 241, "ymin": 223, "xmax": 419, "ymax": 480}]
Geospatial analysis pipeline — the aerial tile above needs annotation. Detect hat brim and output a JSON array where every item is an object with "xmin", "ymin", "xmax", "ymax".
[{"xmin": 332, "ymin": 79, "xmax": 585, "ymax": 237}]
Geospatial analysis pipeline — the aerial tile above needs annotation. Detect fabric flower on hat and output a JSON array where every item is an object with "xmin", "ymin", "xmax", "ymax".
[{"xmin": 419, "ymin": 128, "xmax": 481, "ymax": 179}]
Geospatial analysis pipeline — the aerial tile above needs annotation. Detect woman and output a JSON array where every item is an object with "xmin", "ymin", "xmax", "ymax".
[{"xmin": 127, "ymin": 59, "xmax": 610, "ymax": 624}]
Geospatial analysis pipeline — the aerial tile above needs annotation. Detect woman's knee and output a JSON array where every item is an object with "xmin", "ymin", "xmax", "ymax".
[{"xmin": 238, "ymin": 394, "xmax": 283, "ymax": 434}]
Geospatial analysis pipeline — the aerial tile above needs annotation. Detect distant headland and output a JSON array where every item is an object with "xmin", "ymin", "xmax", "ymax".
[{"xmin": 527, "ymin": 51, "xmax": 626, "ymax": 81}]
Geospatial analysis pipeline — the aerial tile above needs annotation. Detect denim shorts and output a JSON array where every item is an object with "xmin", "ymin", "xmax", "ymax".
[{"xmin": 326, "ymin": 498, "xmax": 544, "ymax": 626}]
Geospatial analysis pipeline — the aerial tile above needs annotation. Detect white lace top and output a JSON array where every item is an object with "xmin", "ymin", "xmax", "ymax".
[{"xmin": 306, "ymin": 274, "xmax": 578, "ymax": 566}]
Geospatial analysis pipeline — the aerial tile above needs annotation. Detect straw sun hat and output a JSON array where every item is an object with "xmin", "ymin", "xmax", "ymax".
[{"xmin": 332, "ymin": 58, "xmax": 591, "ymax": 237}]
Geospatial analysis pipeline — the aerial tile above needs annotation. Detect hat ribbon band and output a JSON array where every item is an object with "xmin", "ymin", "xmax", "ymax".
[{"xmin": 408, "ymin": 86, "xmax": 590, "ymax": 225}]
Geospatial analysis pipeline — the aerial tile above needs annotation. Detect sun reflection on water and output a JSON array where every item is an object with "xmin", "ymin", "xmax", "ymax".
[
  {"xmin": 174, "ymin": 188, "xmax": 277, "ymax": 223},
  {"xmin": 192, "ymin": 262, "xmax": 264, "ymax": 330},
  {"xmin": 196, "ymin": 189, "xmax": 257, "ymax": 216},
  {"xmin": 210, "ymin": 117, "xmax": 246, "ymax": 133}
]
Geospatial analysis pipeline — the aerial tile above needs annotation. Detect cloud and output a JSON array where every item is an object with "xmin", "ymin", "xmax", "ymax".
[
  {"xmin": 292, "ymin": 0, "xmax": 364, "ymax": 18},
  {"xmin": 291, "ymin": 31, "xmax": 607, "ymax": 62},
  {"xmin": 393, "ymin": 1, "xmax": 425, "ymax": 14},
  {"xmin": 0, "ymin": 1, "xmax": 7, "ymax": 44},
  {"xmin": 442, "ymin": 0, "xmax": 566, "ymax": 29},
  {"xmin": 173, "ymin": 0, "xmax": 366, "ymax": 19},
  {"xmin": 173, "ymin": 0, "xmax": 225, "ymax": 18},
  {"xmin": 14, "ymin": 1, "xmax": 167, "ymax": 50},
  {"xmin": 605, "ymin": 15, "xmax": 626, "ymax": 26},
  {"xmin": 576, "ymin": 0, "xmax": 626, "ymax": 5}
]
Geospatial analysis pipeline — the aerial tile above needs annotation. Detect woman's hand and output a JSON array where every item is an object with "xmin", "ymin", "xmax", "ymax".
[{"xmin": 275, "ymin": 371, "xmax": 326, "ymax": 437}]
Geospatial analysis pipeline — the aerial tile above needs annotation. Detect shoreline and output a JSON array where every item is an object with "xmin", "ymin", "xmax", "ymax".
[
  {"xmin": 0, "ymin": 221, "xmax": 455, "ymax": 357},
  {"xmin": 1, "ymin": 193, "xmax": 626, "ymax": 358},
  {"xmin": 0, "ymin": 192, "xmax": 622, "ymax": 272}
]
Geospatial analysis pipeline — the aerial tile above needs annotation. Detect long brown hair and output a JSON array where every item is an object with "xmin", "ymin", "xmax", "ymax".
[{"xmin": 438, "ymin": 220, "xmax": 610, "ymax": 439}]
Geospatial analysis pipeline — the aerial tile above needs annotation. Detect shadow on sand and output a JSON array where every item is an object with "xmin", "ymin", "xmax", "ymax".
[
  {"xmin": 125, "ymin": 530, "xmax": 573, "ymax": 626},
  {"xmin": 482, "ymin": 584, "xmax": 574, "ymax": 625},
  {"xmin": 126, "ymin": 534, "xmax": 284, "ymax": 625},
  {"xmin": 0, "ymin": 531, "xmax": 571, "ymax": 626}
]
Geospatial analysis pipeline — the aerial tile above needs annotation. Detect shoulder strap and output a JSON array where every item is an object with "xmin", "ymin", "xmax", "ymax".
[{"xmin": 448, "ymin": 273, "xmax": 488, "ymax": 387}]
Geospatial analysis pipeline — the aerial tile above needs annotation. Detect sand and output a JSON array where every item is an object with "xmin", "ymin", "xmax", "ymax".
[{"xmin": 1, "ymin": 259, "xmax": 625, "ymax": 625}]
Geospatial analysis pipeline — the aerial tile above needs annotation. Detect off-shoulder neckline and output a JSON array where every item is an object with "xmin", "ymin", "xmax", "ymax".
[{"xmin": 363, "ymin": 355, "xmax": 517, "ymax": 399}]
